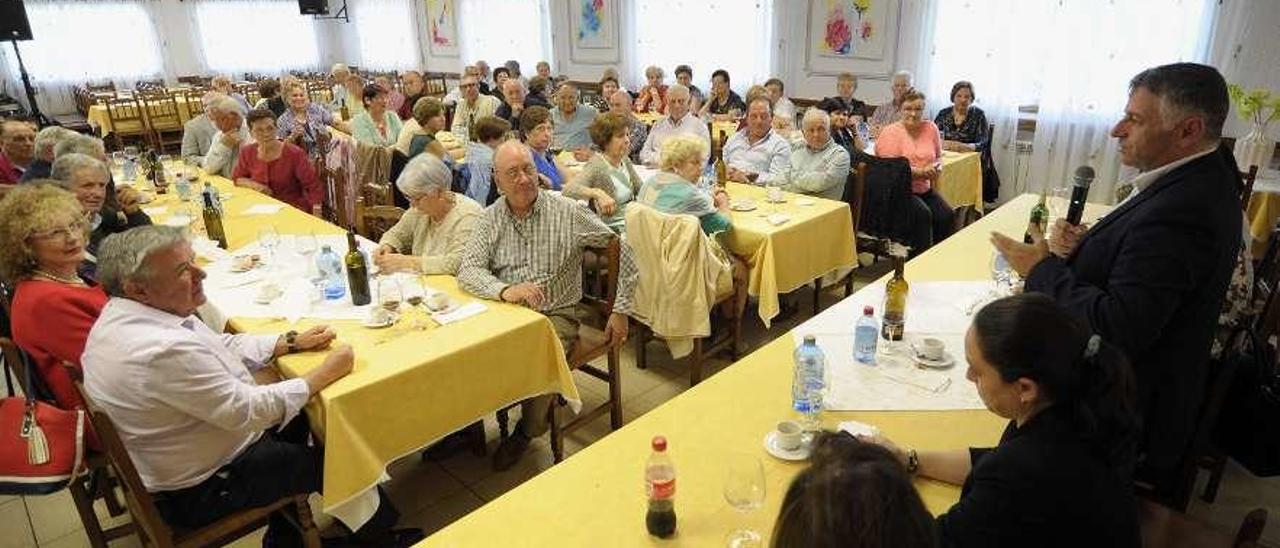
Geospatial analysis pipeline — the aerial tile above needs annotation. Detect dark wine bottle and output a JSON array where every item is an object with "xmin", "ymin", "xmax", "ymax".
[
  {"xmin": 202, "ymin": 193, "xmax": 227, "ymax": 249},
  {"xmin": 1024, "ymin": 191, "xmax": 1049, "ymax": 243},
  {"xmin": 344, "ymin": 229, "xmax": 371, "ymax": 306}
]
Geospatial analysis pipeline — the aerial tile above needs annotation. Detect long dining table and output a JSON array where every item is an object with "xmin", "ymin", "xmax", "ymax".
[
  {"xmin": 419, "ymin": 193, "xmax": 1111, "ymax": 546},
  {"xmin": 134, "ymin": 171, "xmax": 580, "ymax": 530}
]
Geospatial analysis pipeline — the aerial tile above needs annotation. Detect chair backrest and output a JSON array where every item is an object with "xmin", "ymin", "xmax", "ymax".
[
  {"xmin": 104, "ymin": 97, "xmax": 146, "ymax": 135},
  {"xmin": 182, "ymin": 89, "xmax": 208, "ymax": 116},
  {"xmin": 353, "ymin": 197, "xmax": 405, "ymax": 241},
  {"xmin": 422, "ymin": 74, "xmax": 448, "ymax": 98},
  {"xmin": 73, "ymin": 382, "xmax": 177, "ymax": 548},
  {"xmin": 139, "ymin": 92, "xmax": 182, "ymax": 129},
  {"xmin": 568, "ymin": 80, "xmax": 602, "ymax": 101},
  {"xmin": 86, "ymin": 81, "xmax": 116, "ymax": 93},
  {"xmin": 581, "ymin": 237, "xmax": 621, "ymax": 317},
  {"xmin": 856, "ymin": 152, "xmax": 915, "ymax": 244},
  {"xmin": 1240, "ymin": 165, "xmax": 1259, "ymax": 211},
  {"xmin": 1252, "ymin": 222, "xmax": 1280, "ymax": 334},
  {"xmin": 306, "ymin": 80, "xmax": 333, "ymax": 106},
  {"xmin": 177, "ymin": 75, "xmax": 210, "ymax": 87},
  {"xmin": 842, "ymin": 162, "xmax": 868, "ymax": 233}
]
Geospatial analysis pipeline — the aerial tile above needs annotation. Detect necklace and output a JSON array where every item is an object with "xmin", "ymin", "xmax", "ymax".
[{"xmin": 33, "ymin": 269, "xmax": 86, "ymax": 286}]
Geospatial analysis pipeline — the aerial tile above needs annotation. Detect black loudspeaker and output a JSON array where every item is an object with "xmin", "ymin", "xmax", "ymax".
[
  {"xmin": 0, "ymin": 1, "xmax": 34, "ymax": 41},
  {"xmin": 298, "ymin": 0, "xmax": 329, "ymax": 15}
]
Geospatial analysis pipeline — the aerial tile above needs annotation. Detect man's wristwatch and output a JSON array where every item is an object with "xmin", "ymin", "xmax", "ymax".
[
  {"xmin": 285, "ymin": 330, "xmax": 300, "ymax": 353},
  {"xmin": 906, "ymin": 448, "xmax": 920, "ymax": 474}
]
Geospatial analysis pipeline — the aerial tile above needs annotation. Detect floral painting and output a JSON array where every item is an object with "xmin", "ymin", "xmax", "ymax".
[
  {"xmin": 814, "ymin": 0, "xmax": 886, "ymax": 60},
  {"xmin": 426, "ymin": 0, "xmax": 458, "ymax": 56},
  {"xmin": 574, "ymin": 0, "xmax": 614, "ymax": 50}
]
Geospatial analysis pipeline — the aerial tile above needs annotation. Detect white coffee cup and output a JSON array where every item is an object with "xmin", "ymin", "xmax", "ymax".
[
  {"xmin": 368, "ymin": 307, "xmax": 391, "ymax": 324},
  {"xmin": 776, "ymin": 420, "xmax": 802, "ymax": 451},
  {"xmin": 426, "ymin": 292, "xmax": 450, "ymax": 311},
  {"xmin": 915, "ymin": 337, "xmax": 945, "ymax": 361}
]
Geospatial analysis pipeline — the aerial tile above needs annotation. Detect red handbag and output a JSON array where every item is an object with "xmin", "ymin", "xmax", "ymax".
[{"xmin": 0, "ymin": 345, "xmax": 86, "ymax": 495}]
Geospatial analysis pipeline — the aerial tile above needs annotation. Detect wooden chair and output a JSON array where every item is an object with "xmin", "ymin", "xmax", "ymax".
[
  {"xmin": 352, "ymin": 196, "xmax": 404, "ymax": 241},
  {"xmin": 86, "ymin": 81, "xmax": 116, "ymax": 94},
  {"xmin": 422, "ymin": 73, "xmax": 448, "ymax": 98},
  {"xmin": 1240, "ymin": 165, "xmax": 1259, "ymax": 211},
  {"xmin": 1140, "ymin": 502, "xmax": 1267, "ymax": 547},
  {"xmin": 180, "ymin": 89, "xmax": 208, "ymax": 117},
  {"xmin": 177, "ymin": 75, "xmax": 210, "ymax": 87},
  {"xmin": 103, "ymin": 97, "xmax": 150, "ymax": 151},
  {"xmin": 72, "ymin": 383, "xmax": 321, "ymax": 547},
  {"xmin": 306, "ymin": 80, "xmax": 333, "ymax": 107},
  {"xmin": 497, "ymin": 238, "xmax": 625, "ymax": 463},
  {"xmin": 568, "ymin": 80, "xmax": 602, "ymax": 103},
  {"xmin": 139, "ymin": 92, "xmax": 184, "ymax": 154}
]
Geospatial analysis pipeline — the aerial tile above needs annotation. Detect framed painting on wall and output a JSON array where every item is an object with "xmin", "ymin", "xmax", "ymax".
[
  {"xmin": 568, "ymin": 0, "xmax": 619, "ymax": 63},
  {"xmin": 426, "ymin": 0, "xmax": 459, "ymax": 57},
  {"xmin": 804, "ymin": 0, "xmax": 901, "ymax": 77}
]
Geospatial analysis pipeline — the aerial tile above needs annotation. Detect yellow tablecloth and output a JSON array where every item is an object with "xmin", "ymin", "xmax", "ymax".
[
  {"xmin": 1247, "ymin": 190, "xmax": 1280, "ymax": 256},
  {"xmin": 87, "ymin": 94, "xmax": 201, "ymax": 137},
  {"xmin": 723, "ymin": 182, "xmax": 857, "ymax": 326},
  {"xmin": 938, "ymin": 150, "xmax": 984, "ymax": 211},
  {"xmin": 141, "ymin": 175, "xmax": 579, "ymax": 524},
  {"xmin": 421, "ymin": 194, "xmax": 1074, "ymax": 547}
]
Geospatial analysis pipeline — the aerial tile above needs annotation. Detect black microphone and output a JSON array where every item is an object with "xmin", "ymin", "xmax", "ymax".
[{"xmin": 1065, "ymin": 165, "xmax": 1095, "ymax": 226}]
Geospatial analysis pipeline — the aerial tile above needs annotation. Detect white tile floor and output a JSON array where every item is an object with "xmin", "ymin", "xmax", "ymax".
[{"xmin": 4, "ymin": 274, "xmax": 1278, "ymax": 547}]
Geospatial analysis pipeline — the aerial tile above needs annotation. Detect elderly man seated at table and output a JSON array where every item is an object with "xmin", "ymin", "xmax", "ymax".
[
  {"xmin": 461, "ymin": 116, "xmax": 512, "ymax": 206},
  {"xmin": 329, "ymin": 63, "xmax": 352, "ymax": 111},
  {"xmin": 550, "ymin": 82, "xmax": 598, "ymax": 153},
  {"xmin": 876, "ymin": 88, "xmax": 953, "ymax": 251},
  {"xmin": 351, "ymin": 84, "xmax": 404, "ymax": 147},
  {"xmin": 722, "ymin": 96, "xmax": 791, "ymax": 186},
  {"xmin": 397, "ymin": 70, "xmax": 427, "ymax": 120},
  {"xmin": 0, "ymin": 184, "xmax": 108, "ymax": 413},
  {"xmin": 373, "ymin": 154, "xmax": 482, "ymax": 275},
  {"xmin": 0, "ymin": 118, "xmax": 36, "ymax": 186},
  {"xmin": 635, "ymin": 65, "xmax": 669, "ymax": 114},
  {"xmin": 458, "ymin": 140, "xmax": 637, "ymax": 471},
  {"xmin": 674, "ymin": 64, "xmax": 704, "ymax": 111},
  {"xmin": 764, "ymin": 78, "xmax": 796, "ymax": 131},
  {"xmin": 451, "ymin": 75, "xmax": 502, "ymax": 143},
  {"xmin": 869, "ymin": 70, "xmax": 914, "ymax": 137},
  {"xmin": 639, "ymin": 135, "xmax": 732, "ymax": 236},
  {"xmin": 278, "ymin": 82, "xmax": 347, "ymax": 158},
  {"xmin": 608, "ymin": 90, "xmax": 648, "ymax": 165},
  {"xmin": 20, "ymin": 125, "xmax": 74, "ymax": 182},
  {"xmin": 211, "ymin": 75, "xmax": 251, "ymax": 114},
  {"xmin": 51, "ymin": 152, "xmax": 152, "ymax": 254},
  {"xmin": 935, "ymin": 80, "xmax": 989, "ymax": 153},
  {"xmin": 784, "ymin": 109, "xmax": 852, "ymax": 201},
  {"xmin": 564, "ymin": 113, "xmax": 643, "ymax": 233},
  {"xmin": 700, "ymin": 69, "xmax": 747, "ymax": 122},
  {"xmin": 639, "ymin": 85, "xmax": 709, "ymax": 167},
  {"xmin": 82, "ymin": 225, "xmax": 420, "ymax": 547},
  {"xmin": 233, "ymin": 109, "xmax": 324, "ymax": 215},
  {"xmin": 181, "ymin": 92, "xmax": 223, "ymax": 163},
  {"xmin": 203, "ymin": 95, "xmax": 249, "ymax": 178},
  {"xmin": 821, "ymin": 72, "xmax": 872, "ymax": 119},
  {"xmin": 495, "ymin": 79, "xmax": 535, "ymax": 125}
]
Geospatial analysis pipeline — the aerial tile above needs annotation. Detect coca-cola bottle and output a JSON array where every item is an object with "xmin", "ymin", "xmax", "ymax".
[{"xmin": 645, "ymin": 436, "xmax": 677, "ymax": 538}]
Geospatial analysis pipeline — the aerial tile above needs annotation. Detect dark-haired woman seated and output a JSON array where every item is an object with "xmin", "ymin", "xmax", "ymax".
[
  {"xmin": 772, "ymin": 431, "xmax": 936, "ymax": 548},
  {"xmin": 862, "ymin": 293, "xmax": 1141, "ymax": 548}
]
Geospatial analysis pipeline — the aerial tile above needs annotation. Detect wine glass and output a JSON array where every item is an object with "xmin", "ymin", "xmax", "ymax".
[
  {"xmin": 258, "ymin": 225, "xmax": 281, "ymax": 266},
  {"xmin": 378, "ymin": 277, "xmax": 403, "ymax": 315},
  {"xmin": 295, "ymin": 232, "xmax": 318, "ymax": 257},
  {"xmin": 723, "ymin": 454, "xmax": 766, "ymax": 548}
]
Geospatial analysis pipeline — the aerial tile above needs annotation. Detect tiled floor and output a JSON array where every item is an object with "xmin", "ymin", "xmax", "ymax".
[{"xmin": 5, "ymin": 270, "xmax": 1279, "ymax": 546}]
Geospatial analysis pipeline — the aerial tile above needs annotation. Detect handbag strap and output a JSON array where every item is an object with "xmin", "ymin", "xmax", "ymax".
[
  {"xmin": 21, "ymin": 347, "xmax": 35, "ymax": 405},
  {"xmin": 2, "ymin": 348, "xmax": 13, "ymax": 399}
]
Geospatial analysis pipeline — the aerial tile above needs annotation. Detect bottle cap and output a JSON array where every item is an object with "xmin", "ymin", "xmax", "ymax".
[
  {"xmin": 651, "ymin": 436, "xmax": 667, "ymax": 452},
  {"xmin": 863, "ymin": 305, "xmax": 874, "ymax": 315},
  {"xmin": 803, "ymin": 334, "xmax": 816, "ymax": 344}
]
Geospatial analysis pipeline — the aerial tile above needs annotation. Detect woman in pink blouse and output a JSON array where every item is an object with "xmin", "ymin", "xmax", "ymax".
[
  {"xmin": 233, "ymin": 108, "xmax": 324, "ymax": 215},
  {"xmin": 874, "ymin": 88, "xmax": 955, "ymax": 249}
]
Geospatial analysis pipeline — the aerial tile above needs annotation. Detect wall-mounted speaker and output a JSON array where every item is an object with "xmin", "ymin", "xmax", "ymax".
[
  {"xmin": 0, "ymin": 1, "xmax": 34, "ymax": 41},
  {"xmin": 298, "ymin": 0, "xmax": 329, "ymax": 15}
]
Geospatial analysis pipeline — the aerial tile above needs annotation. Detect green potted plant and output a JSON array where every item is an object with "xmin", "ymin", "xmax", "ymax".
[{"xmin": 1228, "ymin": 84, "xmax": 1280, "ymax": 170}]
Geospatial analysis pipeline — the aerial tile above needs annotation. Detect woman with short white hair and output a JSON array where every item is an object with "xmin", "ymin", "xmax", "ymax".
[
  {"xmin": 51, "ymin": 152, "xmax": 151, "ymax": 253},
  {"xmin": 371, "ymin": 154, "xmax": 484, "ymax": 275},
  {"xmin": 636, "ymin": 134, "xmax": 732, "ymax": 235}
]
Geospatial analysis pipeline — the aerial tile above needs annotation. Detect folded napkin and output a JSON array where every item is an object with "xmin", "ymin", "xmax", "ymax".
[
  {"xmin": 878, "ymin": 367, "xmax": 953, "ymax": 394},
  {"xmin": 431, "ymin": 302, "xmax": 487, "ymax": 325},
  {"xmin": 766, "ymin": 213, "xmax": 791, "ymax": 226},
  {"xmin": 242, "ymin": 204, "xmax": 285, "ymax": 215},
  {"xmin": 192, "ymin": 237, "xmax": 231, "ymax": 261},
  {"xmin": 839, "ymin": 420, "xmax": 880, "ymax": 438}
]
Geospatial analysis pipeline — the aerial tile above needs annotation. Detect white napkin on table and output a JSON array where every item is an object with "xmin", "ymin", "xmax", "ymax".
[
  {"xmin": 431, "ymin": 302, "xmax": 487, "ymax": 325},
  {"xmin": 242, "ymin": 204, "xmax": 285, "ymax": 215}
]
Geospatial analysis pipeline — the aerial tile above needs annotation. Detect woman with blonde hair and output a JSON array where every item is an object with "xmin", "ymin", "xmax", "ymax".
[{"xmin": 636, "ymin": 134, "xmax": 731, "ymax": 235}]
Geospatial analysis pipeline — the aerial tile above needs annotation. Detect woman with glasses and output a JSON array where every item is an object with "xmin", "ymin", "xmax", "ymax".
[
  {"xmin": 519, "ymin": 106, "xmax": 573, "ymax": 191},
  {"xmin": 874, "ymin": 88, "xmax": 954, "ymax": 251},
  {"xmin": 372, "ymin": 154, "xmax": 483, "ymax": 275},
  {"xmin": 0, "ymin": 183, "xmax": 109, "ymax": 415}
]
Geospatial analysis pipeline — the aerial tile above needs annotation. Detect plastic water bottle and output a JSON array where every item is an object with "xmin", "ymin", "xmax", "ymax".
[
  {"xmin": 122, "ymin": 158, "xmax": 136, "ymax": 182},
  {"xmin": 698, "ymin": 162, "xmax": 716, "ymax": 193},
  {"xmin": 792, "ymin": 335, "xmax": 826, "ymax": 416},
  {"xmin": 175, "ymin": 176, "xmax": 193, "ymax": 202},
  {"xmin": 315, "ymin": 245, "xmax": 346, "ymax": 300},
  {"xmin": 644, "ymin": 436, "xmax": 677, "ymax": 538},
  {"xmin": 854, "ymin": 306, "xmax": 879, "ymax": 364}
]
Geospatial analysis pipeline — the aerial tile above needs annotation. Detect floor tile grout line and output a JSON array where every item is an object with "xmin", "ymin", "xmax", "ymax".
[{"xmin": 20, "ymin": 495, "xmax": 40, "ymax": 548}]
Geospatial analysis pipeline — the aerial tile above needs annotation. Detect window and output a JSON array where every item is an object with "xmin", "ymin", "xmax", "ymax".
[
  {"xmin": 630, "ymin": 0, "xmax": 773, "ymax": 93},
  {"xmin": 1, "ymin": 0, "xmax": 163, "ymax": 83},
  {"xmin": 458, "ymin": 0, "xmax": 552, "ymax": 77},
  {"xmin": 195, "ymin": 0, "xmax": 321, "ymax": 75},
  {"xmin": 353, "ymin": 0, "xmax": 420, "ymax": 70}
]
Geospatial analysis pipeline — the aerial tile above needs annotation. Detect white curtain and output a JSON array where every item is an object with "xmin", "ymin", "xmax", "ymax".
[
  {"xmin": 926, "ymin": 0, "xmax": 1216, "ymax": 204},
  {"xmin": 458, "ymin": 0, "xmax": 552, "ymax": 77},
  {"xmin": 193, "ymin": 0, "xmax": 322, "ymax": 76},
  {"xmin": 352, "ymin": 0, "xmax": 421, "ymax": 71},
  {"xmin": 628, "ymin": 0, "xmax": 773, "ymax": 93},
  {"xmin": 0, "ymin": 0, "xmax": 164, "ymax": 113}
]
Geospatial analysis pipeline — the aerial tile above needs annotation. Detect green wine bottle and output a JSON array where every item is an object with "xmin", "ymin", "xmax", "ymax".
[
  {"xmin": 345, "ymin": 230, "xmax": 371, "ymax": 306},
  {"xmin": 202, "ymin": 193, "xmax": 227, "ymax": 249},
  {"xmin": 1024, "ymin": 191, "xmax": 1049, "ymax": 244}
]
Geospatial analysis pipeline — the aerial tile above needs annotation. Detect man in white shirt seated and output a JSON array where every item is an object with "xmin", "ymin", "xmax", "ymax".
[
  {"xmin": 83, "ymin": 225, "xmax": 421, "ymax": 547},
  {"xmin": 202, "ymin": 95, "xmax": 249, "ymax": 179},
  {"xmin": 639, "ymin": 84, "xmax": 709, "ymax": 167},
  {"xmin": 722, "ymin": 96, "xmax": 791, "ymax": 186}
]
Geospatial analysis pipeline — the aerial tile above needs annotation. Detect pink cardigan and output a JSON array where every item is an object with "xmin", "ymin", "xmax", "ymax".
[{"xmin": 875, "ymin": 121, "xmax": 942, "ymax": 195}]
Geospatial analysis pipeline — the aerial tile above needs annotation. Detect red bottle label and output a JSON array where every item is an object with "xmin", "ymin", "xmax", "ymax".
[{"xmin": 647, "ymin": 478, "xmax": 675, "ymax": 500}]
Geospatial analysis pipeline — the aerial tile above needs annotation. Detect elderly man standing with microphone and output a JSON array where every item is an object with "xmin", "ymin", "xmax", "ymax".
[{"xmin": 991, "ymin": 63, "xmax": 1241, "ymax": 497}]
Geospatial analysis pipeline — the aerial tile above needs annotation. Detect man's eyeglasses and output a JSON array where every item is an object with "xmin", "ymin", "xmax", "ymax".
[
  {"xmin": 28, "ymin": 219, "xmax": 87, "ymax": 242},
  {"xmin": 502, "ymin": 165, "xmax": 538, "ymax": 180},
  {"xmin": 460, "ymin": 83, "xmax": 478, "ymax": 89}
]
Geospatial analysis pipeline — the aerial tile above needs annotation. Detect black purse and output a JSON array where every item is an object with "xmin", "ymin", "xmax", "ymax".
[{"xmin": 1213, "ymin": 327, "xmax": 1280, "ymax": 476}]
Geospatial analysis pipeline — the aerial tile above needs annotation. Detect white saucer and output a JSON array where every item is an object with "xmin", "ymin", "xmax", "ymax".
[
  {"xmin": 730, "ymin": 200, "xmax": 757, "ymax": 212},
  {"xmin": 795, "ymin": 198, "xmax": 815, "ymax": 206},
  {"xmin": 763, "ymin": 431, "xmax": 810, "ymax": 461},
  {"xmin": 912, "ymin": 351, "xmax": 956, "ymax": 369},
  {"xmin": 362, "ymin": 314, "xmax": 396, "ymax": 328}
]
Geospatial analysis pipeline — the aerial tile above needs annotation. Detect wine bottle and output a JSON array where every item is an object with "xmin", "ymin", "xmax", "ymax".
[
  {"xmin": 344, "ymin": 229, "xmax": 371, "ymax": 306},
  {"xmin": 1023, "ymin": 190, "xmax": 1049, "ymax": 244},
  {"xmin": 881, "ymin": 255, "xmax": 908, "ymax": 342},
  {"xmin": 202, "ymin": 193, "xmax": 228, "ymax": 249},
  {"xmin": 714, "ymin": 130, "xmax": 729, "ymax": 183}
]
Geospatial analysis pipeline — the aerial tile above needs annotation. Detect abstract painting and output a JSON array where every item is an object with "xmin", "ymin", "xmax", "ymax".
[
  {"xmin": 426, "ymin": 0, "xmax": 458, "ymax": 56},
  {"xmin": 812, "ymin": 0, "xmax": 890, "ymax": 60},
  {"xmin": 574, "ymin": 0, "xmax": 614, "ymax": 50}
]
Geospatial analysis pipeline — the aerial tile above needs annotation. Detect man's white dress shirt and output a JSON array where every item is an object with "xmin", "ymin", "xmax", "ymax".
[
  {"xmin": 722, "ymin": 129, "xmax": 792, "ymax": 185},
  {"xmin": 639, "ymin": 112, "xmax": 710, "ymax": 166}
]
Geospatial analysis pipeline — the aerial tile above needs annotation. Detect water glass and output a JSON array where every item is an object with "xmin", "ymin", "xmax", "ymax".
[
  {"xmin": 378, "ymin": 277, "xmax": 403, "ymax": 314},
  {"xmin": 723, "ymin": 454, "xmax": 765, "ymax": 548},
  {"xmin": 295, "ymin": 233, "xmax": 318, "ymax": 257},
  {"xmin": 258, "ymin": 225, "xmax": 281, "ymax": 265}
]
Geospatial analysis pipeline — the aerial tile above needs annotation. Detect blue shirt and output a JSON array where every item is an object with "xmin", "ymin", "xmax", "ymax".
[
  {"xmin": 551, "ymin": 104, "xmax": 599, "ymax": 151},
  {"xmin": 532, "ymin": 149, "xmax": 564, "ymax": 190},
  {"xmin": 465, "ymin": 142, "xmax": 495, "ymax": 204}
]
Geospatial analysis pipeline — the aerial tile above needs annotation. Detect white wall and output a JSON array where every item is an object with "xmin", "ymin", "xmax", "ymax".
[{"xmin": 1210, "ymin": 0, "xmax": 1280, "ymax": 142}]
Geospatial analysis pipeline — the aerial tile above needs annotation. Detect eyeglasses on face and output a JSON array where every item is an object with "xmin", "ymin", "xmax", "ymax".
[{"xmin": 28, "ymin": 219, "xmax": 87, "ymax": 242}]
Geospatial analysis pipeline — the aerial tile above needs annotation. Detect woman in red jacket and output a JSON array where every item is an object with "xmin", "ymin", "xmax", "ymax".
[
  {"xmin": 0, "ymin": 183, "xmax": 107, "ymax": 412},
  {"xmin": 232, "ymin": 108, "xmax": 324, "ymax": 215}
]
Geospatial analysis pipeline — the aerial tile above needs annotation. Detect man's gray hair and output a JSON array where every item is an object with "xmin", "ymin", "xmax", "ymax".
[
  {"xmin": 50, "ymin": 153, "xmax": 108, "ymax": 186},
  {"xmin": 53, "ymin": 133, "xmax": 105, "ymax": 160},
  {"xmin": 395, "ymin": 153, "xmax": 452, "ymax": 198},
  {"xmin": 893, "ymin": 70, "xmax": 913, "ymax": 84},
  {"xmin": 33, "ymin": 126, "xmax": 74, "ymax": 158},
  {"xmin": 667, "ymin": 84, "xmax": 690, "ymax": 100},
  {"xmin": 1129, "ymin": 62, "xmax": 1229, "ymax": 140},
  {"xmin": 97, "ymin": 225, "xmax": 190, "ymax": 298},
  {"xmin": 802, "ymin": 108, "xmax": 831, "ymax": 130},
  {"xmin": 206, "ymin": 95, "xmax": 243, "ymax": 116}
]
